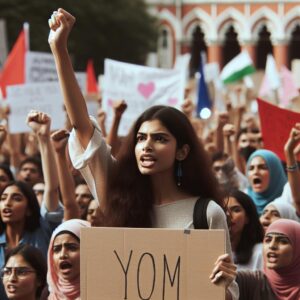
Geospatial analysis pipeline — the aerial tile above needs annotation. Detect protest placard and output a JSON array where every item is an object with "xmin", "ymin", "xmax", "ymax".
[
  {"xmin": 81, "ymin": 227, "xmax": 225, "ymax": 300},
  {"xmin": 7, "ymin": 82, "xmax": 65, "ymax": 133},
  {"xmin": 102, "ymin": 59, "xmax": 185, "ymax": 135},
  {"xmin": 25, "ymin": 51, "xmax": 87, "ymax": 93},
  {"xmin": 25, "ymin": 51, "xmax": 58, "ymax": 82}
]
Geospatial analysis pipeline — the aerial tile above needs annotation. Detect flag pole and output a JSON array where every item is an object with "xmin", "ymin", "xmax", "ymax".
[{"xmin": 23, "ymin": 22, "xmax": 30, "ymax": 51}]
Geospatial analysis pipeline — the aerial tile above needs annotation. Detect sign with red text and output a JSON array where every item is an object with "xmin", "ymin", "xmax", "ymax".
[
  {"xmin": 102, "ymin": 59, "xmax": 185, "ymax": 135},
  {"xmin": 81, "ymin": 227, "xmax": 225, "ymax": 300},
  {"xmin": 257, "ymin": 98, "xmax": 300, "ymax": 161}
]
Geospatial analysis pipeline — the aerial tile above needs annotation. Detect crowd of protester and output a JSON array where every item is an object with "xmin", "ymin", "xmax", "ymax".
[{"xmin": 0, "ymin": 7, "xmax": 299, "ymax": 300}]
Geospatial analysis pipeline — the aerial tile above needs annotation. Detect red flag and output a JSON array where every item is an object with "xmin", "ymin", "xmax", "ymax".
[
  {"xmin": 257, "ymin": 98, "xmax": 300, "ymax": 161},
  {"xmin": 0, "ymin": 28, "xmax": 27, "ymax": 98},
  {"xmin": 86, "ymin": 59, "xmax": 99, "ymax": 94}
]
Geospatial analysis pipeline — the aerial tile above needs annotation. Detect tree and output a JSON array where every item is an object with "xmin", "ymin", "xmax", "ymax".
[{"xmin": 0, "ymin": 0, "xmax": 158, "ymax": 74}]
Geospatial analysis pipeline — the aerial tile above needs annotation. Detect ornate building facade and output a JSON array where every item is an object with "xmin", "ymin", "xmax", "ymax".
[{"xmin": 146, "ymin": 0, "xmax": 300, "ymax": 74}]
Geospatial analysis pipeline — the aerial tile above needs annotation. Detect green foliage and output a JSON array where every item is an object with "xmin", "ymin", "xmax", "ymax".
[{"xmin": 0, "ymin": 0, "xmax": 158, "ymax": 74}]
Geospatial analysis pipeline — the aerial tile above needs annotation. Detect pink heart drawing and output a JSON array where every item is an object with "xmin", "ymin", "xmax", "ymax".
[
  {"xmin": 137, "ymin": 82, "xmax": 155, "ymax": 99},
  {"xmin": 168, "ymin": 98, "xmax": 178, "ymax": 106},
  {"xmin": 107, "ymin": 99, "xmax": 114, "ymax": 107}
]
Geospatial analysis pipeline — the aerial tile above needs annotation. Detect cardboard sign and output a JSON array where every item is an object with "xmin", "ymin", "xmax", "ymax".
[
  {"xmin": 81, "ymin": 227, "xmax": 225, "ymax": 300},
  {"xmin": 7, "ymin": 82, "xmax": 65, "ymax": 133},
  {"xmin": 257, "ymin": 98, "xmax": 300, "ymax": 161},
  {"xmin": 102, "ymin": 59, "xmax": 185, "ymax": 135}
]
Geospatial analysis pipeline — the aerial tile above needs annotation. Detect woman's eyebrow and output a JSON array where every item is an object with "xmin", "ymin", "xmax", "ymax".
[{"xmin": 266, "ymin": 233, "xmax": 288, "ymax": 238}]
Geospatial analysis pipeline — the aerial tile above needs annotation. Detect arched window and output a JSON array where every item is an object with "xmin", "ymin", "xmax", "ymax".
[
  {"xmin": 189, "ymin": 25, "xmax": 207, "ymax": 77},
  {"xmin": 288, "ymin": 24, "xmax": 300, "ymax": 68},
  {"xmin": 222, "ymin": 25, "xmax": 240, "ymax": 67},
  {"xmin": 255, "ymin": 25, "xmax": 273, "ymax": 69},
  {"xmin": 157, "ymin": 27, "xmax": 173, "ymax": 69}
]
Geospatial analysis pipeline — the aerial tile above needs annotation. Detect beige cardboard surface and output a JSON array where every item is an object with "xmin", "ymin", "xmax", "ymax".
[{"xmin": 81, "ymin": 228, "xmax": 225, "ymax": 300}]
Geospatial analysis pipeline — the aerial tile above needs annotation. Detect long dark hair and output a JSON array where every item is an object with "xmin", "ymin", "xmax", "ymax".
[
  {"xmin": 104, "ymin": 105, "xmax": 223, "ymax": 227},
  {"xmin": 0, "ymin": 164, "xmax": 14, "ymax": 181},
  {"xmin": 0, "ymin": 181, "xmax": 41, "ymax": 234},
  {"xmin": 227, "ymin": 189, "xmax": 264, "ymax": 264},
  {"xmin": 4, "ymin": 244, "xmax": 47, "ymax": 298}
]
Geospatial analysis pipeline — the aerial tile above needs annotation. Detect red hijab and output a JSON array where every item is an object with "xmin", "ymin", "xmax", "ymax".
[{"xmin": 264, "ymin": 219, "xmax": 300, "ymax": 300}]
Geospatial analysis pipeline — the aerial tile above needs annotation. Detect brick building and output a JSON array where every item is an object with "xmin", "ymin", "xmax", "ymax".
[{"xmin": 146, "ymin": 0, "xmax": 300, "ymax": 75}]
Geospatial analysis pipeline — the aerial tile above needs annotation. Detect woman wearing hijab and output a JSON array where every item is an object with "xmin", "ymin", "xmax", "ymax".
[
  {"xmin": 247, "ymin": 149, "xmax": 287, "ymax": 215},
  {"xmin": 44, "ymin": 219, "xmax": 90, "ymax": 300},
  {"xmin": 236, "ymin": 219, "xmax": 300, "ymax": 300},
  {"xmin": 260, "ymin": 197, "xmax": 300, "ymax": 232}
]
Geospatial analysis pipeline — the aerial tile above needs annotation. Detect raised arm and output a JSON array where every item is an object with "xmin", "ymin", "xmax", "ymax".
[
  {"xmin": 215, "ymin": 112, "xmax": 230, "ymax": 153},
  {"xmin": 51, "ymin": 129, "xmax": 80, "ymax": 220},
  {"xmin": 107, "ymin": 100, "xmax": 127, "ymax": 156},
  {"xmin": 96, "ymin": 108, "xmax": 107, "ymax": 138},
  {"xmin": 48, "ymin": 8, "xmax": 93, "ymax": 148},
  {"xmin": 26, "ymin": 110, "xmax": 59, "ymax": 212},
  {"xmin": 284, "ymin": 124, "xmax": 300, "ymax": 215}
]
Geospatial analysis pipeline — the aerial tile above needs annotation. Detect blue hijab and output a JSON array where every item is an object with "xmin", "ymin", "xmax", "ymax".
[{"xmin": 247, "ymin": 149, "xmax": 287, "ymax": 215}]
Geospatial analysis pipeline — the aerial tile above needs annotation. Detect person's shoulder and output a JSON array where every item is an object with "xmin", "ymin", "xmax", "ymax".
[
  {"xmin": 207, "ymin": 200, "xmax": 226, "ymax": 218},
  {"xmin": 205, "ymin": 200, "xmax": 228, "ymax": 230}
]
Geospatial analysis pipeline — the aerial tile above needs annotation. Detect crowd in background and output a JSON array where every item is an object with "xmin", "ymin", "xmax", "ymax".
[{"xmin": 0, "ymin": 7, "xmax": 299, "ymax": 300}]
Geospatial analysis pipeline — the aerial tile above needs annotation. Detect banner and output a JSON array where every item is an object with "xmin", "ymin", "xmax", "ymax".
[
  {"xmin": 102, "ymin": 59, "xmax": 185, "ymax": 135},
  {"xmin": 257, "ymin": 98, "xmax": 300, "ymax": 161},
  {"xmin": 7, "ymin": 82, "xmax": 65, "ymax": 133},
  {"xmin": 81, "ymin": 228, "xmax": 225, "ymax": 300}
]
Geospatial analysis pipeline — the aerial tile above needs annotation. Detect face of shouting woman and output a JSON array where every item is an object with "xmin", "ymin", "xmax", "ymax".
[
  {"xmin": 52, "ymin": 233, "xmax": 80, "ymax": 282},
  {"xmin": 135, "ymin": 120, "xmax": 179, "ymax": 178},
  {"xmin": 3, "ymin": 254, "xmax": 39, "ymax": 300},
  {"xmin": 263, "ymin": 233, "xmax": 293, "ymax": 270},
  {"xmin": 248, "ymin": 156, "xmax": 270, "ymax": 193},
  {"xmin": 0, "ymin": 185, "xmax": 30, "ymax": 226},
  {"xmin": 260, "ymin": 205, "xmax": 281, "ymax": 233}
]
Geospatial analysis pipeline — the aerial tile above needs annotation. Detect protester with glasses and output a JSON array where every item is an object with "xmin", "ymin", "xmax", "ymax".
[{"xmin": 1, "ymin": 244, "xmax": 47, "ymax": 300}]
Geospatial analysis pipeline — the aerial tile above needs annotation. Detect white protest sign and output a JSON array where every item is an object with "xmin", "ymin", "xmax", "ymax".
[
  {"xmin": 174, "ymin": 53, "xmax": 191, "ymax": 83},
  {"xmin": 204, "ymin": 63, "xmax": 220, "ymax": 83},
  {"xmin": 102, "ymin": 59, "xmax": 185, "ymax": 135},
  {"xmin": 7, "ymin": 82, "xmax": 65, "ymax": 133},
  {"xmin": 25, "ymin": 51, "xmax": 87, "ymax": 93},
  {"xmin": 25, "ymin": 51, "xmax": 58, "ymax": 82}
]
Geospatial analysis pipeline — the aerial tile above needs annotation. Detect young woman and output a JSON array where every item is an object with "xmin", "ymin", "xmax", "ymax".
[
  {"xmin": 2, "ymin": 244, "xmax": 47, "ymax": 300},
  {"xmin": 226, "ymin": 190, "xmax": 264, "ymax": 270},
  {"xmin": 247, "ymin": 149, "xmax": 287, "ymax": 215},
  {"xmin": 236, "ymin": 219, "xmax": 300, "ymax": 300},
  {"xmin": 260, "ymin": 198, "xmax": 300, "ymax": 232},
  {"xmin": 48, "ymin": 9, "xmax": 238, "ymax": 298},
  {"xmin": 44, "ymin": 218, "xmax": 90, "ymax": 300},
  {"xmin": 0, "ymin": 181, "xmax": 62, "ymax": 269}
]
